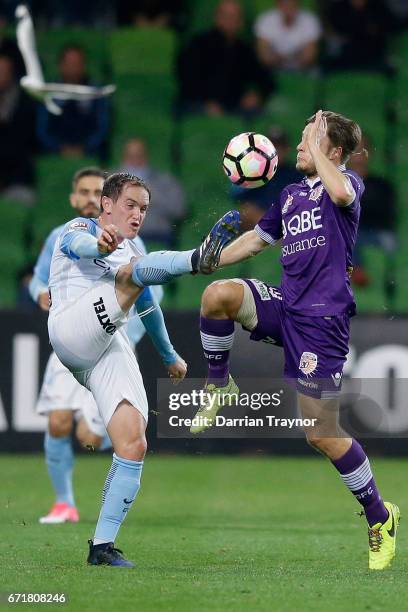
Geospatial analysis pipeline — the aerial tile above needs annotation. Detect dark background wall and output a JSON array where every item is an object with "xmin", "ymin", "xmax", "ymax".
[{"xmin": 1, "ymin": 310, "xmax": 408, "ymax": 455}]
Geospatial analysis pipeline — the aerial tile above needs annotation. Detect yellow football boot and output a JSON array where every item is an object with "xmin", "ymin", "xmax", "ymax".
[
  {"xmin": 368, "ymin": 502, "xmax": 400, "ymax": 570},
  {"xmin": 190, "ymin": 375, "xmax": 239, "ymax": 434}
]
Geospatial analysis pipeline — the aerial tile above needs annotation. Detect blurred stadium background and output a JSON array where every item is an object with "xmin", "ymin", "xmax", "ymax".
[
  {"xmin": 2, "ymin": 1, "xmax": 408, "ymax": 608},
  {"xmin": 0, "ymin": 0, "xmax": 407, "ymax": 451}
]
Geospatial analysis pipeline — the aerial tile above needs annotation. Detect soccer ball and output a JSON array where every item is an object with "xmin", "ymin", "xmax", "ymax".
[{"xmin": 222, "ymin": 132, "xmax": 278, "ymax": 188}]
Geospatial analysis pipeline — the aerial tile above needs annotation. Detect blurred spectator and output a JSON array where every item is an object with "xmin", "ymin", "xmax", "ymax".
[
  {"xmin": 230, "ymin": 126, "xmax": 301, "ymax": 231},
  {"xmin": 119, "ymin": 138, "xmax": 186, "ymax": 249},
  {"xmin": 254, "ymin": 0, "xmax": 322, "ymax": 72},
  {"xmin": 36, "ymin": 45, "xmax": 110, "ymax": 160},
  {"xmin": 0, "ymin": 29, "xmax": 25, "ymax": 78},
  {"xmin": 0, "ymin": 53, "xmax": 36, "ymax": 205},
  {"xmin": 348, "ymin": 135, "xmax": 397, "ymax": 289},
  {"xmin": 116, "ymin": 0, "xmax": 186, "ymax": 29},
  {"xmin": 178, "ymin": 0, "xmax": 272, "ymax": 117},
  {"xmin": 322, "ymin": 0, "xmax": 393, "ymax": 72}
]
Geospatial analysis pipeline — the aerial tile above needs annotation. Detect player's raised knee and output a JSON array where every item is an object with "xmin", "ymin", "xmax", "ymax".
[
  {"xmin": 305, "ymin": 433, "xmax": 338, "ymax": 457},
  {"xmin": 114, "ymin": 435, "xmax": 147, "ymax": 461},
  {"xmin": 201, "ymin": 280, "xmax": 243, "ymax": 318},
  {"xmin": 48, "ymin": 410, "xmax": 73, "ymax": 437}
]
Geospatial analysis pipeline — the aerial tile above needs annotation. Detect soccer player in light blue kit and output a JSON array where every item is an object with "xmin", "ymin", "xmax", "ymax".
[
  {"xmin": 47, "ymin": 171, "xmax": 240, "ymax": 566},
  {"xmin": 30, "ymin": 167, "xmax": 174, "ymax": 525}
]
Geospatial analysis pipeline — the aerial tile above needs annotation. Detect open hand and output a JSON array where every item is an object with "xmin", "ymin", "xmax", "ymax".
[{"xmin": 306, "ymin": 109, "xmax": 327, "ymax": 150}]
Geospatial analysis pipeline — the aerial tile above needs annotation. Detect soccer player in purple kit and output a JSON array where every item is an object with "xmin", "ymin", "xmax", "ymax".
[{"xmin": 191, "ymin": 110, "xmax": 399, "ymax": 570}]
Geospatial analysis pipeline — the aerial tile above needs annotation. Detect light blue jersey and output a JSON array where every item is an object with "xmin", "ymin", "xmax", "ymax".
[{"xmin": 29, "ymin": 221, "xmax": 164, "ymax": 346}]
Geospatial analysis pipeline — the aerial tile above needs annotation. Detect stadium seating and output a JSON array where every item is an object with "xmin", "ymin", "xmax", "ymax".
[
  {"xmin": 185, "ymin": 0, "xmax": 256, "ymax": 38},
  {"xmin": 0, "ymin": 201, "xmax": 29, "ymax": 306},
  {"xmin": 110, "ymin": 28, "xmax": 176, "ymax": 77},
  {"xmin": 112, "ymin": 74, "xmax": 175, "ymax": 169},
  {"xmin": 179, "ymin": 115, "xmax": 244, "ymax": 233},
  {"xmin": 323, "ymin": 72, "xmax": 390, "ymax": 175},
  {"xmin": 32, "ymin": 156, "xmax": 98, "ymax": 253},
  {"xmin": 36, "ymin": 29, "xmax": 111, "ymax": 83},
  {"xmin": 258, "ymin": 72, "xmax": 319, "ymax": 155},
  {"xmin": 110, "ymin": 29, "xmax": 177, "ymax": 172},
  {"xmin": 0, "ymin": 18, "xmax": 405, "ymax": 313}
]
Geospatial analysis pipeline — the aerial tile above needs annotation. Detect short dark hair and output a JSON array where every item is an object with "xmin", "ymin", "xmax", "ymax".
[
  {"xmin": 101, "ymin": 173, "xmax": 151, "ymax": 208},
  {"xmin": 72, "ymin": 167, "xmax": 106, "ymax": 191},
  {"xmin": 306, "ymin": 111, "xmax": 362, "ymax": 163}
]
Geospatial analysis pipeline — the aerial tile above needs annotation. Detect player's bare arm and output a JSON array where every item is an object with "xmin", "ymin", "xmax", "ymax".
[
  {"xmin": 305, "ymin": 110, "xmax": 355, "ymax": 207},
  {"xmin": 38, "ymin": 291, "xmax": 50, "ymax": 311},
  {"xmin": 219, "ymin": 230, "xmax": 270, "ymax": 267}
]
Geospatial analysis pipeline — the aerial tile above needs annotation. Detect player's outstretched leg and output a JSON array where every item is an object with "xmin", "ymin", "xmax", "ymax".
[
  {"xmin": 87, "ymin": 401, "xmax": 146, "ymax": 568},
  {"xmin": 40, "ymin": 413, "xmax": 79, "ymax": 524},
  {"xmin": 190, "ymin": 280, "xmax": 243, "ymax": 434},
  {"xmin": 131, "ymin": 210, "xmax": 240, "ymax": 287}
]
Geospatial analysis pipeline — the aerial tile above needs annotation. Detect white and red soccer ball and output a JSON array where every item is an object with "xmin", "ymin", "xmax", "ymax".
[{"xmin": 223, "ymin": 132, "xmax": 278, "ymax": 188}]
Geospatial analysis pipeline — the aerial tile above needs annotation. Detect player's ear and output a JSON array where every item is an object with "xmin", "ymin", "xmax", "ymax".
[
  {"xmin": 101, "ymin": 195, "xmax": 113, "ymax": 214},
  {"xmin": 329, "ymin": 146, "xmax": 342, "ymax": 161}
]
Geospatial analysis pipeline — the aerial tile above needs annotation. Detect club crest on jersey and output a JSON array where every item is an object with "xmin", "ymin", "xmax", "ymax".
[
  {"xmin": 309, "ymin": 185, "xmax": 324, "ymax": 202},
  {"xmin": 299, "ymin": 352, "xmax": 318, "ymax": 376},
  {"xmin": 68, "ymin": 220, "xmax": 88, "ymax": 232},
  {"xmin": 282, "ymin": 194, "xmax": 293, "ymax": 214}
]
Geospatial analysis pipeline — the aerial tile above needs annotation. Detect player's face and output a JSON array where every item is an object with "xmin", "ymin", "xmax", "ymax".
[
  {"xmin": 108, "ymin": 184, "xmax": 150, "ymax": 240},
  {"xmin": 295, "ymin": 124, "xmax": 333, "ymax": 177},
  {"xmin": 70, "ymin": 175, "xmax": 103, "ymax": 218}
]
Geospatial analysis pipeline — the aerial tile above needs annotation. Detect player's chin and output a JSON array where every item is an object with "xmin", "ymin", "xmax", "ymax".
[
  {"xmin": 81, "ymin": 205, "xmax": 99, "ymax": 218},
  {"xmin": 124, "ymin": 226, "xmax": 139, "ymax": 239}
]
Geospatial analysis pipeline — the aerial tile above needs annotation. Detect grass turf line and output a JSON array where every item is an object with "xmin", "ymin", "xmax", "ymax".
[{"xmin": 1, "ymin": 454, "xmax": 407, "ymax": 611}]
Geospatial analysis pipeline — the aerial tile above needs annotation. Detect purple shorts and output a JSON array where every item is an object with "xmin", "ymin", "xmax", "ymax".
[{"xmin": 243, "ymin": 279, "xmax": 350, "ymax": 399}]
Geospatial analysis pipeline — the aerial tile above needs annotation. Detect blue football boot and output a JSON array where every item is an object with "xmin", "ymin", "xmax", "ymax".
[
  {"xmin": 87, "ymin": 540, "xmax": 135, "ymax": 568},
  {"xmin": 193, "ymin": 210, "xmax": 240, "ymax": 274}
]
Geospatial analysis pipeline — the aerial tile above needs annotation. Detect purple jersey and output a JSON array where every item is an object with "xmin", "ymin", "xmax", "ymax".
[{"xmin": 255, "ymin": 166, "xmax": 364, "ymax": 316}]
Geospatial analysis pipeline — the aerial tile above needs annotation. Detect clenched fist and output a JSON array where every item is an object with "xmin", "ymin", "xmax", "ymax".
[{"xmin": 97, "ymin": 224, "xmax": 119, "ymax": 255}]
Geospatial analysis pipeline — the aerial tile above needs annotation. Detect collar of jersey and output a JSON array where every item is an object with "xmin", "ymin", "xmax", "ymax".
[{"xmin": 303, "ymin": 164, "xmax": 346, "ymax": 189}]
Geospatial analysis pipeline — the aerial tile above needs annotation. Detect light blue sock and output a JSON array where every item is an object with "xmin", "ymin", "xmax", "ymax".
[
  {"xmin": 44, "ymin": 433, "xmax": 75, "ymax": 507},
  {"xmin": 132, "ymin": 249, "xmax": 194, "ymax": 287},
  {"xmin": 94, "ymin": 453, "xmax": 143, "ymax": 543}
]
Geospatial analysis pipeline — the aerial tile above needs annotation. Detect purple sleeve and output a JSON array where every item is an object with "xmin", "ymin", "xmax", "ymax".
[
  {"xmin": 343, "ymin": 171, "xmax": 365, "ymax": 214},
  {"xmin": 254, "ymin": 193, "xmax": 283, "ymax": 244}
]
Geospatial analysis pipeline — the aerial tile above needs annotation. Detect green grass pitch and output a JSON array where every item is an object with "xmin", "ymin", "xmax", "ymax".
[{"xmin": 1, "ymin": 454, "xmax": 407, "ymax": 611}]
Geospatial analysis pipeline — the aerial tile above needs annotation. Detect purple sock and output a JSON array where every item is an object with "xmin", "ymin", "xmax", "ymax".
[
  {"xmin": 200, "ymin": 316, "xmax": 234, "ymax": 386},
  {"xmin": 331, "ymin": 439, "xmax": 388, "ymax": 527}
]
